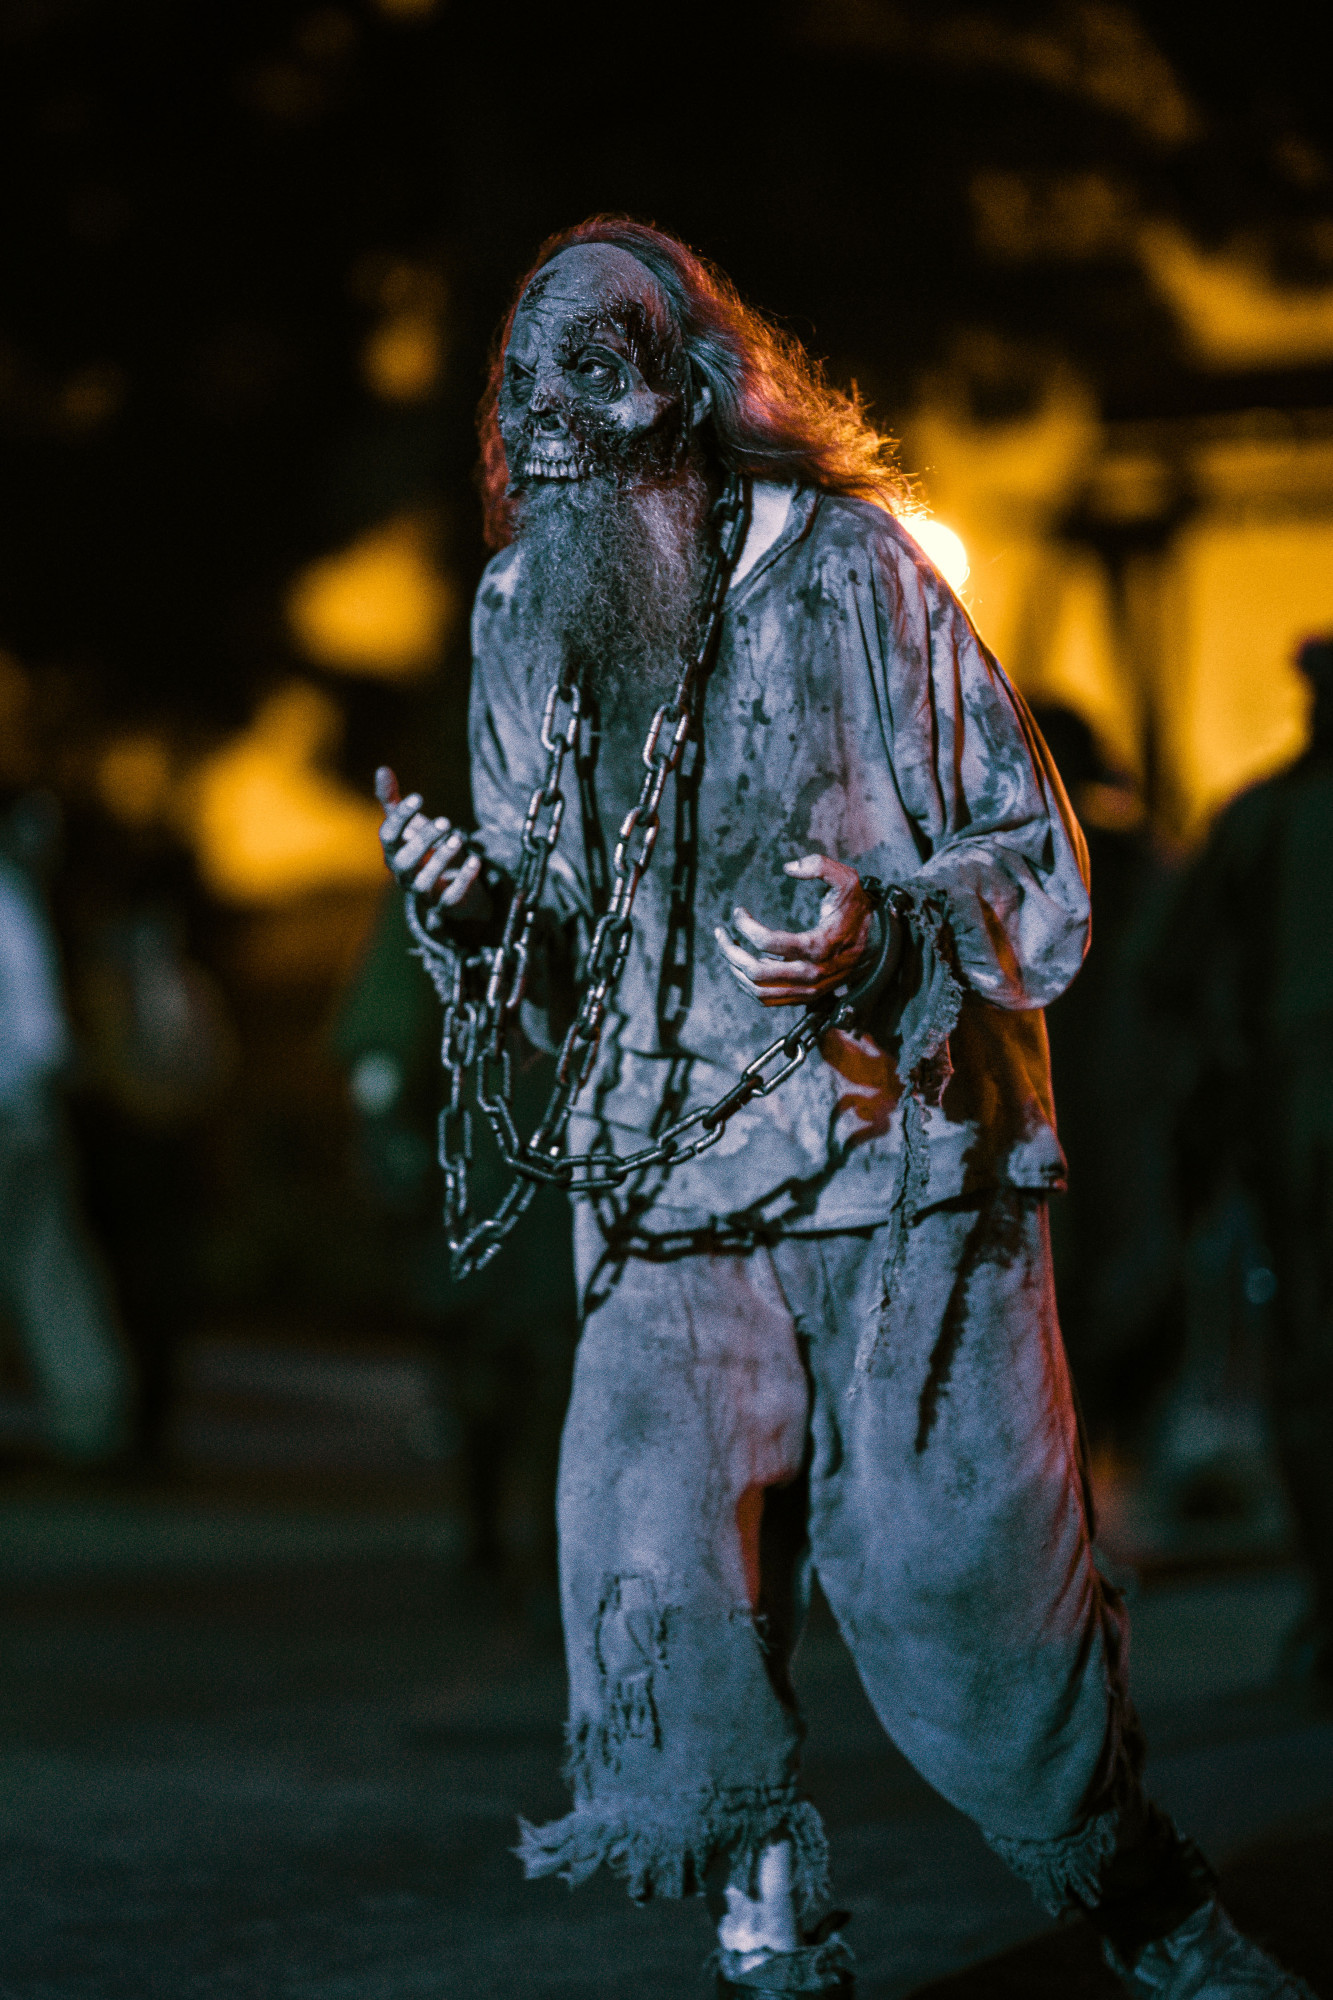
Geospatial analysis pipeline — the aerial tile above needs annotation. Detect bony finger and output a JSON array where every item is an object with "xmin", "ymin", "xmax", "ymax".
[
  {"xmin": 715, "ymin": 930, "xmax": 782, "ymax": 978},
  {"xmin": 379, "ymin": 795, "xmax": 423, "ymax": 845},
  {"xmin": 714, "ymin": 925, "xmax": 752, "ymax": 965},
  {"xmin": 413, "ymin": 833, "xmax": 464, "ymax": 893},
  {"xmin": 785, "ymin": 853, "xmax": 841, "ymax": 881},
  {"xmin": 440, "ymin": 852, "xmax": 483, "ymax": 907},
  {"xmin": 374, "ymin": 767, "xmax": 400, "ymax": 809},
  {"xmin": 395, "ymin": 817, "xmax": 449, "ymax": 871},
  {"xmin": 390, "ymin": 808, "xmax": 430, "ymax": 856},
  {"xmin": 731, "ymin": 907, "xmax": 766, "ymax": 946},
  {"xmin": 746, "ymin": 954, "xmax": 821, "ymax": 985},
  {"xmin": 722, "ymin": 962, "xmax": 763, "ymax": 999},
  {"xmin": 718, "ymin": 953, "xmax": 802, "ymax": 1007},
  {"xmin": 732, "ymin": 907, "xmax": 809, "ymax": 956},
  {"xmin": 759, "ymin": 958, "xmax": 825, "ymax": 987}
]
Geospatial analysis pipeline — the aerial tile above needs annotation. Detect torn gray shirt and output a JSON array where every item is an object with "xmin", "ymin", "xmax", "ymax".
[{"xmin": 466, "ymin": 484, "xmax": 1090, "ymax": 1234}]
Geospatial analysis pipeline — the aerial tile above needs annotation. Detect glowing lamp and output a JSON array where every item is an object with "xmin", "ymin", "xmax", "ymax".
[{"xmin": 900, "ymin": 513, "xmax": 970, "ymax": 594}]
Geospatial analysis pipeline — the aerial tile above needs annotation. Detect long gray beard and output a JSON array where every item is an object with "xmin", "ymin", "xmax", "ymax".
[{"xmin": 516, "ymin": 467, "xmax": 710, "ymax": 708}]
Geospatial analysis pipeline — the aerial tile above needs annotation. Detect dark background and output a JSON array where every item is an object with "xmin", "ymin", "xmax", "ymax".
[
  {"xmin": 6, "ymin": 0, "xmax": 1332, "ymax": 752},
  {"xmin": 2, "ymin": 8, "xmax": 1333, "ymax": 1993},
  {"xmin": 2, "ymin": 0, "xmax": 1332, "ymax": 1583},
  {"xmin": 4, "ymin": 0, "xmax": 1332, "ymax": 1402}
]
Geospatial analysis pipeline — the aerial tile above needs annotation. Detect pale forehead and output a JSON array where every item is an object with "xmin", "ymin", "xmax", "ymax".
[{"xmin": 512, "ymin": 243, "xmax": 670, "ymax": 334}]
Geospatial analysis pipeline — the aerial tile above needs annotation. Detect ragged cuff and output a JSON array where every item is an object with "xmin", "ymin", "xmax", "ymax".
[
  {"xmin": 516, "ymin": 1786, "xmax": 830, "ymax": 1913},
  {"xmin": 983, "ymin": 1808, "xmax": 1120, "ymax": 1917},
  {"xmin": 876, "ymin": 885, "xmax": 965, "ymax": 1107}
]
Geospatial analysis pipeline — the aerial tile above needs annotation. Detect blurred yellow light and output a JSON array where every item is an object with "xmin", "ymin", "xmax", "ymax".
[
  {"xmin": 362, "ymin": 312, "xmax": 441, "ymax": 401},
  {"xmin": 900, "ymin": 375, "xmax": 1145, "ymax": 780},
  {"xmin": 1139, "ymin": 222, "xmax": 1333, "ymax": 370},
  {"xmin": 1177, "ymin": 517, "xmax": 1333, "ymax": 826},
  {"xmin": 189, "ymin": 683, "xmax": 384, "ymax": 903},
  {"xmin": 900, "ymin": 512, "xmax": 971, "ymax": 593},
  {"xmin": 287, "ymin": 516, "xmax": 455, "ymax": 678},
  {"xmin": 98, "ymin": 736, "xmax": 173, "ymax": 826}
]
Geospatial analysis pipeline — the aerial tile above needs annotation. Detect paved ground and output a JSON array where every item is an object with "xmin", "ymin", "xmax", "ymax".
[{"xmin": 0, "ymin": 1491, "xmax": 1329, "ymax": 1998}]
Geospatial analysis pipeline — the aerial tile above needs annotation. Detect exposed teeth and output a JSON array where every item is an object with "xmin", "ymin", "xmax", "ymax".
[{"xmin": 522, "ymin": 455, "xmax": 583, "ymax": 480}]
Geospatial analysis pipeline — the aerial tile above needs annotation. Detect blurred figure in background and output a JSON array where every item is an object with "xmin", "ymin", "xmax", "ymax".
[
  {"xmin": 1149, "ymin": 635, "xmax": 1333, "ymax": 1691},
  {"xmin": 71, "ymin": 882, "xmax": 237, "ymax": 1460},
  {"xmin": 334, "ymin": 889, "xmax": 577, "ymax": 1583},
  {"xmin": 1030, "ymin": 705, "xmax": 1172, "ymax": 1444},
  {"xmin": 38, "ymin": 786, "xmax": 240, "ymax": 1463},
  {"xmin": 0, "ymin": 792, "xmax": 131, "ymax": 1462}
]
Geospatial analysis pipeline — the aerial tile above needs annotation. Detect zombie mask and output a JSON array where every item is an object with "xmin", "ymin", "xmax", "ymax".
[{"xmin": 500, "ymin": 244, "xmax": 691, "ymax": 491}]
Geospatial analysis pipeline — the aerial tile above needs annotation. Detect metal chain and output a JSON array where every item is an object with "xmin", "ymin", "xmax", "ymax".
[{"xmin": 405, "ymin": 475, "xmax": 896, "ymax": 1277}]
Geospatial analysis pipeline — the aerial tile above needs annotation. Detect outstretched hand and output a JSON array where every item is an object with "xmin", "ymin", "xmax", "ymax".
[
  {"xmin": 375, "ymin": 766, "xmax": 486, "ymax": 913},
  {"xmin": 715, "ymin": 854, "xmax": 891, "ymax": 1008}
]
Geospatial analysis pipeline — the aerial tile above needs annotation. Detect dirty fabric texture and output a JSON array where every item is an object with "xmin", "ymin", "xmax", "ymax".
[
  {"xmin": 518, "ymin": 1191, "xmax": 1145, "ymax": 1912},
  {"xmin": 469, "ymin": 485, "xmax": 1090, "ymax": 1234},
  {"xmin": 468, "ymin": 482, "xmax": 1141, "ymax": 1915}
]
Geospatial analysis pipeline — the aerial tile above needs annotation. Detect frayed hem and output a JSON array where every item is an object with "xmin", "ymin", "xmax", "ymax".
[
  {"xmin": 515, "ymin": 1789, "xmax": 830, "ymax": 1912},
  {"xmin": 984, "ymin": 1807, "xmax": 1119, "ymax": 1916}
]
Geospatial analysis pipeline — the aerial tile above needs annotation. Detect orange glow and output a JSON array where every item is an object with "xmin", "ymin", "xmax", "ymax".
[
  {"xmin": 1139, "ymin": 223, "xmax": 1333, "ymax": 371},
  {"xmin": 804, "ymin": 6, "xmax": 1200, "ymax": 146},
  {"xmin": 188, "ymin": 683, "xmax": 384, "ymax": 903},
  {"xmin": 1175, "ymin": 519, "xmax": 1330, "ymax": 821},
  {"xmin": 362, "ymin": 313, "xmax": 441, "ymax": 400},
  {"xmin": 98, "ymin": 736, "xmax": 174, "ymax": 826},
  {"xmin": 904, "ymin": 370, "xmax": 1333, "ymax": 833},
  {"xmin": 286, "ymin": 516, "xmax": 456, "ymax": 679},
  {"xmin": 903, "ymin": 373, "xmax": 1126, "ymax": 750},
  {"xmin": 1030, "ymin": 552, "xmax": 1128, "ymax": 770},
  {"xmin": 899, "ymin": 512, "xmax": 970, "ymax": 593},
  {"xmin": 972, "ymin": 170, "xmax": 1133, "ymax": 262}
]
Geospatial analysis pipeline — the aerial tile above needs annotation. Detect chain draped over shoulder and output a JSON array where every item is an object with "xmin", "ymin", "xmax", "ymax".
[{"xmin": 404, "ymin": 476, "xmax": 898, "ymax": 1278}]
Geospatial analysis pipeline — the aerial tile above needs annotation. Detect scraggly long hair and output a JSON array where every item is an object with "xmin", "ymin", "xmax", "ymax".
[{"xmin": 476, "ymin": 216, "xmax": 911, "ymax": 550}]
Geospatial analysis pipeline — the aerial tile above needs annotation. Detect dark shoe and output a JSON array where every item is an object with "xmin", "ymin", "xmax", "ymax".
[
  {"xmin": 715, "ymin": 1923, "xmax": 854, "ymax": 1996},
  {"xmin": 1105, "ymin": 1898, "xmax": 1318, "ymax": 1997}
]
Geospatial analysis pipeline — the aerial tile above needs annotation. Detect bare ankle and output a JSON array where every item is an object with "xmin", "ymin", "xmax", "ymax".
[{"xmin": 716, "ymin": 1839, "xmax": 800, "ymax": 1957}]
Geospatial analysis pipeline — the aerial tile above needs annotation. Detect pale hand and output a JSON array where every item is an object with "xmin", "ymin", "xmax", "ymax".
[
  {"xmin": 375, "ymin": 767, "xmax": 486, "ymax": 914},
  {"xmin": 714, "ymin": 854, "xmax": 890, "ymax": 1007}
]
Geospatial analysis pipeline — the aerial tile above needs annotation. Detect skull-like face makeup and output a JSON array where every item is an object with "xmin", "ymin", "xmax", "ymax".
[
  {"xmin": 500, "ymin": 242, "xmax": 710, "ymax": 707},
  {"xmin": 499, "ymin": 244, "xmax": 690, "ymax": 490}
]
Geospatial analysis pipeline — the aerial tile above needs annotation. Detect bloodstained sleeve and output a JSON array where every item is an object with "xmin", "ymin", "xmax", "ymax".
[{"xmin": 866, "ymin": 530, "xmax": 1091, "ymax": 1095}]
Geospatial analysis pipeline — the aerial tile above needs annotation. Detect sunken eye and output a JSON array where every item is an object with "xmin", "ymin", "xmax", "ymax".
[{"xmin": 577, "ymin": 353, "xmax": 623, "ymax": 393}]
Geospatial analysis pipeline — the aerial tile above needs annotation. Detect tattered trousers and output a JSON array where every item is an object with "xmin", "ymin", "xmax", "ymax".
[{"xmin": 520, "ymin": 1189, "xmax": 1144, "ymax": 1917}]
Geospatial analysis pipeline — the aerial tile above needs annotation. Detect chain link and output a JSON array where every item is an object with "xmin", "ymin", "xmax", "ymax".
[{"xmin": 405, "ymin": 476, "xmax": 896, "ymax": 1277}]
